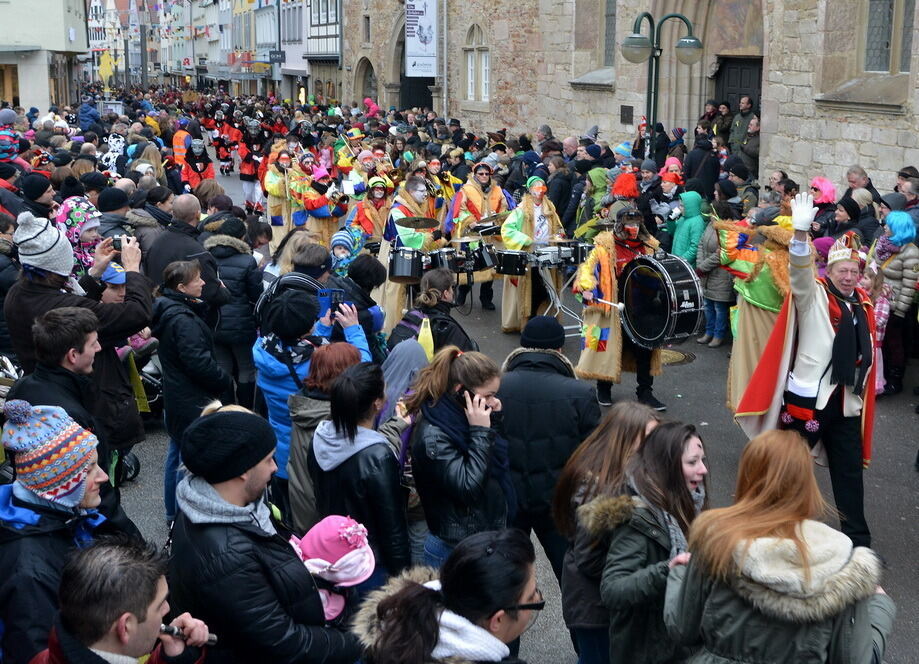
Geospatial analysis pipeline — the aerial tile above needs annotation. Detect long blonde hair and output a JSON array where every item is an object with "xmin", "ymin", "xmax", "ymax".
[
  {"xmin": 138, "ymin": 144, "xmax": 164, "ymax": 180},
  {"xmin": 688, "ymin": 429, "xmax": 829, "ymax": 582}
]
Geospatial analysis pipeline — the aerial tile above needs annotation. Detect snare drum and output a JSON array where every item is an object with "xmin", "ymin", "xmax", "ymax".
[
  {"xmin": 570, "ymin": 242, "xmax": 593, "ymax": 265},
  {"xmin": 494, "ymin": 250, "xmax": 529, "ymax": 275},
  {"xmin": 617, "ymin": 253, "xmax": 703, "ymax": 349},
  {"xmin": 535, "ymin": 246, "xmax": 562, "ymax": 267},
  {"xmin": 472, "ymin": 244, "xmax": 498, "ymax": 271},
  {"xmin": 388, "ymin": 247, "xmax": 424, "ymax": 284},
  {"xmin": 428, "ymin": 247, "xmax": 459, "ymax": 273}
]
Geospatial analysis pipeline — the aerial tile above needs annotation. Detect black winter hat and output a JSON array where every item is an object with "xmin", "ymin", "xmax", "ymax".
[
  {"xmin": 219, "ymin": 216, "xmax": 247, "ymax": 239},
  {"xmin": 520, "ymin": 315, "xmax": 565, "ymax": 350},
  {"xmin": 181, "ymin": 410, "xmax": 277, "ymax": 483},
  {"xmin": 0, "ymin": 162, "xmax": 17, "ymax": 180},
  {"xmin": 97, "ymin": 187, "xmax": 129, "ymax": 213},
  {"xmin": 20, "ymin": 174, "xmax": 51, "ymax": 201},
  {"xmin": 51, "ymin": 151, "xmax": 73, "ymax": 167},
  {"xmin": 837, "ymin": 196, "xmax": 861, "ymax": 223},
  {"xmin": 262, "ymin": 289, "xmax": 320, "ymax": 344},
  {"xmin": 80, "ymin": 171, "xmax": 109, "ymax": 192},
  {"xmin": 715, "ymin": 179, "xmax": 738, "ymax": 199},
  {"xmin": 58, "ymin": 176, "xmax": 85, "ymax": 201},
  {"xmin": 728, "ymin": 162, "xmax": 750, "ymax": 181}
]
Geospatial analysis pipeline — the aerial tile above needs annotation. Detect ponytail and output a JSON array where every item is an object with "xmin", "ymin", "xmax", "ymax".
[
  {"xmin": 413, "ymin": 267, "xmax": 454, "ymax": 308},
  {"xmin": 367, "ymin": 583, "xmax": 443, "ymax": 664},
  {"xmin": 403, "ymin": 346, "xmax": 499, "ymax": 414}
]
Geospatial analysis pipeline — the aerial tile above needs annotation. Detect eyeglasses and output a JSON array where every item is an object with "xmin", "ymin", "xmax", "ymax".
[
  {"xmin": 501, "ymin": 587, "xmax": 545, "ymax": 613},
  {"xmin": 810, "ymin": 186, "xmax": 820, "ymax": 191}
]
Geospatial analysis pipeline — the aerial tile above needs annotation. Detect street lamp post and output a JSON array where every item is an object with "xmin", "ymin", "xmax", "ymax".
[{"xmin": 621, "ymin": 12, "xmax": 703, "ymax": 159}]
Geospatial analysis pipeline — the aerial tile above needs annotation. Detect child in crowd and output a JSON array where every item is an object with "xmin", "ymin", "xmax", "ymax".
[
  {"xmin": 860, "ymin": 265, "xmax": 892, "ymax": 395},
  {"xmin": 330, "ymin": 227, "xmax": 362, "ymax": 277}
]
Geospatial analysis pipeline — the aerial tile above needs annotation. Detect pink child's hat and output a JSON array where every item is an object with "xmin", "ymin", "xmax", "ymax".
[{"xmin": 290, "ymin": 515, "xmax": 375, "ymax": 587}]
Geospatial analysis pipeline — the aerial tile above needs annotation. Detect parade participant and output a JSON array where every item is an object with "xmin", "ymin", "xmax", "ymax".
[
  {"xmin": 737, "ymin": 193, "xmax": 876, "ymax": 548},
  {"xmin": 0, "ymin": 400, "xmax": 118, "ymax": 664},
  {"xmin": 171, "ymin": 116, "xmax": 191, "ymax": 167},
  {"xmin": 347, "ymin": 175, "xmax": 392, "ymax": 242},
  {"xmin": 666, "ymin": 429, "xmax": 894, "ymax": 663},
  {"xmin": 500, "ymin": 175, "xmax": 564, "ymax": 333},
  {"xmin": 238, "ymin": 118, "xmax": 269, "ymax": 214},
  {"xmin": 215, "ymin": 111, "xmax": 242, "ymax": 175},
  {"xmin": 444, "ymin": 162, "xmax": 514, "ymax": 310},
  {"xmin": 264, "ymin": 148, "xmax": 304, "ymax": 253},
  {"xmin": 180, "ymin": 139, "xmax": 215, "ymax": 192},
  {"xmin": 425, "ymin": 156, "xmax": 462, "ymax": 222},
  {"xmin": 335, "ymin": 127, "xmax": 365, "ymax": 175},
  {"xmin": 290, "ymin": 165, "xmax": 349, "ymax": 249},
  {"xmin": 380, "ymin": 175, "xmax": 446, "ymax": 332},
  {"xmin": 573, "ymin": 208, "xmax": 666, "ymax": 409}
]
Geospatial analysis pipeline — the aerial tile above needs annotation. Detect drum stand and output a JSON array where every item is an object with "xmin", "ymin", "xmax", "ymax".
[{"xmin": 538, "ymin": 265, "xmax": 583, "ymax": 337}]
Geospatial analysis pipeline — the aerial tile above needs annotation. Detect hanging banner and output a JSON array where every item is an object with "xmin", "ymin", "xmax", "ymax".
[{"xmin": 405, "ymin": 0, "xmax": 437, "ymax": 77}]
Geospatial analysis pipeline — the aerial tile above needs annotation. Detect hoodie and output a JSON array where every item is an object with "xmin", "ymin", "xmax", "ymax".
[
  {"xmin": 176, "ymin": 474, "xmax": 276, "ymax": 535},
  {"xmin": 311, "ymin": 419, "xmax": 390, "ymax": 471}
]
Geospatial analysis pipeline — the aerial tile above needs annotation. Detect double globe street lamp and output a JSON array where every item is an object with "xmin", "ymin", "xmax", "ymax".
[{"xmin": 621, "ymin": 12, "xmax": 704, "ymax": 158}]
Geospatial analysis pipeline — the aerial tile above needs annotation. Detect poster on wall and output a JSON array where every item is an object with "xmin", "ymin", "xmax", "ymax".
[{"xmin": 405, "ymin": 0, "xmax": 437, "ymax": 77}]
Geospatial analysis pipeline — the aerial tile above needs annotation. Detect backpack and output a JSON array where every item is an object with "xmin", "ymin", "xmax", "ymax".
[{"xmin": 387, "ymin": 309, "xmax": 435, "ymax": 359}]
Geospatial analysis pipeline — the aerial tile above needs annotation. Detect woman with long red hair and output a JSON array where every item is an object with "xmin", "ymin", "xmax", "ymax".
[{"xmin": 665, "ymin": 429, "xmax": 895, "ymax": 662}]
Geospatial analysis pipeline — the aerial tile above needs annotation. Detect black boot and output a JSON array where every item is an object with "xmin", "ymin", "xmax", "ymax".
[
  {"xmin": 237, "ymin": 382, "xmax": 256, "ymax": 410},
  {"xmin": 480, "ymin": 281, "xmax": 495, "ymax": 310},
  {"xmin": 456, "ymin": 284, "xmax": 470, "ymax": 305},
  {"xmin": 884, "ymin": 366, "xmax": 904, "ymax": 395},
  {"xmin": 637, "ymin": 388, "xmax": 667, "ymax": 411},
  {"xmin": 596, "ymin": 381, "xmax": 612, "ymax": 407}
]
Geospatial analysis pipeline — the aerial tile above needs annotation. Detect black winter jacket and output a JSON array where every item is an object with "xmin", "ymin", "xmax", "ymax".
[
  {"xmin": 144, "ymin": 221, "xmax": 231, "ymax": 327},
  {"xmin": 4, "ymin": 271, "xmax": 153, "ymax": 375},
  {"xmin": 411, "ymin": 415, "xmax": 507, "ymax": 546},
  {"xmin": 498, "ymin": 349, "xmax": 600, "ymax": 514},
  {"xmin": 307, "ymin": 420, "xmax": 412, "ymax": 574},
  {"xmin": 0, "ymin": 486, "xmax": 123, "ymax": 664},
  {"xmin": 327, "ymin": 275, "xmax": 388, "ymax": 364},
  {"xmin": 168, "ymin": 501, "xmax": 360, "ymax": 664},
  {"xmin": 0, "ymin": 240, "xmax": 19, "ymax": 357},
  {"xmin": 547, "ymin": 170, "xmax": 573, "ymax": 217},
  {"xmin": 563, "ymin": 176, "xmax": 587, "ymax": 237},
  {"xmin": 388, "ymin": 301, "xmax": 477, "ymax": 354},
  {"xmin": 151, "ymin": 291, "xmax": 230, "ymax": 440},
  {"xmin": 204, "ymin": 233, "xmax": 262, "ymax": 346},
  {"xmin": 682, "ymin": 140, "xmax": 720, "ymax": 199}
]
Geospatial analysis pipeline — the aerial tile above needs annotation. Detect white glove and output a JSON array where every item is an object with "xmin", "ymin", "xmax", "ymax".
[
  {"xmin": 791, "ymin": 192, "xmax": 818, "ymax": 232},
  {"xmin": 669, "ymin": 206, "xmax": 683, "ymax": 220}
]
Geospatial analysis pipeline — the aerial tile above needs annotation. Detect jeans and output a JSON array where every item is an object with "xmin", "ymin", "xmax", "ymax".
[
  {"xmin": 572, "ymin": 627, "xmax": 610, "ymax": 664},
  {"xmin": 164, "ymin": 437, "xmax": 183, "ymax": 522},
  {"xmin": 704, "ymin": 298, "xmax": 730, "ymax": 339},
  {"xmin": 423, "ymin": 533, "xmax": 454, "ymax": 569}
]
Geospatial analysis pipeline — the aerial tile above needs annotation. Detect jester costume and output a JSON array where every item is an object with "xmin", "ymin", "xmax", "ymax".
[
  {"xmin": 574, "ymin": 229, "xmax": 663, "ymax": 385},
  {"xmin": 264, "ymin": 159, "xmax": 305, "ymax": 253},
  {"xmin": 714, "ymin": 220, "xmax": 791, "ymax": 411},
  {"xmin": 238, "ymin": 121, "xmax": 270, "ymax": 213},
  {"xmin": 347, "ymin": 176, "xmax": 392, "ymax": 242},
  {"xmin": 288, "ymin": 169, "xmax": 348, "ymax": 249},
  {"xmin": 500, "ymin": 191, "xmax": 563, "ymax": 333},
  {"xmin": 735, "ymin": 231, "xmax": 876, "ymax": 547}
]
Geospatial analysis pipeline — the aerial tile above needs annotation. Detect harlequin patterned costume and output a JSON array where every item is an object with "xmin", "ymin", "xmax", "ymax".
[{"xmin": 574, "ymin": 230, "xmax": 662, "ymax": 383}]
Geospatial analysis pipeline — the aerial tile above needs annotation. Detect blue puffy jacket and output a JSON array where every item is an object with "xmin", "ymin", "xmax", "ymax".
[
  {"xmin": 77, "ymin": 102, "xmax": 100, "ymax": 132},
  {"xmin": 253, "ymin": 323, "xmax": 370, "ymax": 479}
]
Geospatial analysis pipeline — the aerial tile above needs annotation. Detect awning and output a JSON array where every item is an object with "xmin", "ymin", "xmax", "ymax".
[{"xmin": 0, "ymin": 45, "xmax": 41, "ymax": 52}]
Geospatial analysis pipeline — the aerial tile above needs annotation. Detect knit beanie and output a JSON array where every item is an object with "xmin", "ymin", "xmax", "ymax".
[
  {"xmin": 880, "ymin": 192, "xmax": 906, "ymax": 211},
  {"xmin": 263, "ymin": 289, "xmax": 320, "ymax": 344},
  {"xmin": 837, "ymin": 196, "xmax": 861, "ymax": 223},
  {"xmin": 640, "ymin": 159, "xmax": 658, "ymax": 173},
  {"xmin": 0, "ymin": 109, "xmax": 17, "ymax": 127},
  {"xmin": 729, "ymin": 162, "xmax": 750, "ymax": 181},
  {"xmin": 0, "ymin": 162, "xmax": 16, "ymax": 180},
  {"xmin": 97, "ymin": 187, "xmax": 129, "ymax": 213},
  {"xmin": 585, "ymin": 144, "xmax": 602, "ymax": 160},
  {"xmin": 58, "ymin": 175, "xmax": 85, "ymax": 201},
  {"xmin": 525, "ymin": 175, "xmax": 545, "ymax": 189},
  {"xmin": 20, "ymin": 173, "xmax": 52, "ymax": 201},
  {"xmin": 520, "ymin": 315, "xmax": 565, "ymax": 350},
  {"xmin": 330, "ymin": 229, "xmax": 353, "ymax": 251},
  {"xmin": 613, "ymin": 142, "xmax": 632, "ymax": 158},
  {"xmin": 2, "ymin": 400, "xmax": 98, "ymax": 507},
  {"xmin": 79, "ymin": 171, "xmax": 109, "ymax": 192},
  {"xmin": 14, "ymin": 211, "xmax": 74, "ymax": 275},
  {"xmin": 181, "ymin": 410, "xmax": 277, "ymax": 484},
  {"xmin": 218, "ymin": 216, "xmax": 247, "ymax": 240},
  {"xmin": 672, "ymin": 127, "xmax": 687, "ymax": 141},
  {"xmin": 716, "ymin": 179, "xmax": 738, "ymax": 199}
]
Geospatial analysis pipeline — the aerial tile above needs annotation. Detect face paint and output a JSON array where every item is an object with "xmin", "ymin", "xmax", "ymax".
[
  {"xmin": 410, "ymin": 188, "xmax": 428, "ymax": 203},
  {"xmin": 287, "ymin": 142, "xmax": 299, "ymax": 152},
  {"xmin": 278, "ymin": 157, "xmax": 292, "ymax": 168},
  {"xmin": 625, "ymin": 224, "xmax": 640, "ymax": 239},
  {"xmin": 530, "ymin": 184, "xmax": 547, "ymax": 198},
  {"xmin": 372, "ymin": 187, "xmax": 386, "ymax": 199}
]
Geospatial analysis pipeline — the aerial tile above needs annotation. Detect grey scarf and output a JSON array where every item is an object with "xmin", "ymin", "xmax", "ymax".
[{"xmin": 629, "ymin": 477, "xmax": 706, "ymax": 557}]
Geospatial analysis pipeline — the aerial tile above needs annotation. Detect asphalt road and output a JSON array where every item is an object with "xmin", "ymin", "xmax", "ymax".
[{"xmin": 120, "ymin": 169, "xmax": 918, "ymax": 664}]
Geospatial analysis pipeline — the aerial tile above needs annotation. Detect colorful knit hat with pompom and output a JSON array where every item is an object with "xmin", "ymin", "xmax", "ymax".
[{"xmin": 2, "ymin": 400, "xmax": 98, "ymax": 507}]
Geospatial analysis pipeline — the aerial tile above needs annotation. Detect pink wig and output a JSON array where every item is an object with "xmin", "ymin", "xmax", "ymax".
[
  {"xmin": 810, "ymin": 176, "xmax": 836, "ymax": 204},
  {"xmin": 658, "ymin": 157, "xmax": 682, "ymax": 176}
]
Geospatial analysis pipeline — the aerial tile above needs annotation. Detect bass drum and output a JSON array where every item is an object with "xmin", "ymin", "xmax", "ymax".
[{"xmin": 618, "ymin": 253, "xmax": 703, "ymax": 349}]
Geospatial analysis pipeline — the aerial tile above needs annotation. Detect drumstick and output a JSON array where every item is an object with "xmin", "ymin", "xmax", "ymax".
[{"xmin": 595, "ymin": 298, "xmax": 626, "ymax": 311}]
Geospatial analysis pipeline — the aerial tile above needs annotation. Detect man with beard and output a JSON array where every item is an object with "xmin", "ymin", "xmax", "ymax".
[
  {"xmin": 239, "ymin": 118, "xmax": 270, "ymax": 214},
  {"xmin": 181, "ymin": 139, "xmax": 215, "ymax": 192}
]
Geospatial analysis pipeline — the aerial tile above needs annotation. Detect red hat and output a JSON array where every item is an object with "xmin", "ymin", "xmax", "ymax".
[{"xmin": 662, "ymin": 171, "xmax": 684, "ymax": 185}]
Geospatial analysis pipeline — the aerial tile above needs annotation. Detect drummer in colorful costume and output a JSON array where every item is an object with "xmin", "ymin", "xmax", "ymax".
[
  {"xmin": 736, "ymin": 193, "xmax": 875, "ymax": 547},
  {"xmin": 347, "ymin": 176, "xmax": 392, "ymax": 243},
  {"xmin": 445, "ymin": 162, "xmax": 515, "ymax": 310},
  {"xmin": 289, "ymin": 164, "xmax": 349, "ymax": 249},
  {"xmin": 500, "ymin": 176, "xmax": 564, "ymax": 333},
  {"xmin": 380, "ymin": 176, "xmax": 446, "ymax": 332},
  {"xmin": 573, "ymin": 208, "xmax": 666, "ymax": 410}
]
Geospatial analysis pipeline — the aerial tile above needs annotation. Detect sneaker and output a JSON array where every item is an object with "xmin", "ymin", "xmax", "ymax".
[
  {"xmin": 480, "ymin": 300, "xmax": 496, "ymax": 311},
  {"xmin": 696, "ymin": 334, "xmax": 712, "ymax": 344},
  {"xmin": 597, "ymin": 383, "xmax": 613, "ymax": 407},
  {"xmin": 708, "ymin": 338, "xmax": 724, "ymax": 348},
  {"xmin": 638, "ymin": 390, "xmax": 667, "ymax": 411}
]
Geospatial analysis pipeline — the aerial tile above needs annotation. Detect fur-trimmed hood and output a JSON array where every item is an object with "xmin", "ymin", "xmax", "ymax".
[
  {"xmin": 125, "ymin": 207, "xmax": 162, "ymax": 228},
  {"xmin": 351, "ymin": 566, "xmax": 499, "ymax": 664},
  {"xmin": 577, "ymin": 494, "xmax": 636, "ymax": 536},
  {"xmin": 730, "ymin": 519, "xmax": 882, "ymax": 623},
  {"xmin": 501, "ymin": 347, "xmax": 575, "ymax": 376},
  {"xmin": 204, "ymin": 233, "xmax": 252, "ymax": 255}
]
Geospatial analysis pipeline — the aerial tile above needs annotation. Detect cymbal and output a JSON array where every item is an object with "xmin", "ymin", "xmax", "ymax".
[
  {"xmin": 478, "ymin": 211, "xmax": 511, "ymax": 225},
  {"xmin": 395, "ymin": 216, "xmax": 440, "ymax": 230},
  {"xmin": 549, "ymin": 237, "xmax": 577, "ymax": 243},
  {"xmin": 470, "ymin": 223, "xmax": 501, "ymax": 236},
  {"xmin": 450, "ymin": 236, "xmax": 483, "ymax": 243}
]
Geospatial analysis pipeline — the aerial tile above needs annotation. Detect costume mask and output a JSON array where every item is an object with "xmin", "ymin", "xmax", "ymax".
[{"xmin": 191, "ymin": 140, "xmax": 205, "ymax": 156}]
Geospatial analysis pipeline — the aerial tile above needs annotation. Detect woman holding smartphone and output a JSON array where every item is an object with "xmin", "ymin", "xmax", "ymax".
[{"xmin": 405, "ymin": 346, "xmax": 513, "ymax": 568}]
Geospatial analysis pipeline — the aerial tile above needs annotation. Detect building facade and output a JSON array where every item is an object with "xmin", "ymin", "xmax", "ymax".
[{"xmin": 341, "ymin": 0, "xmax": 919, "ymax": 192}]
